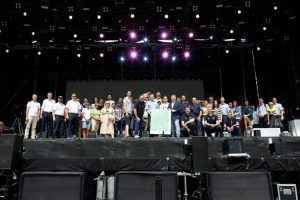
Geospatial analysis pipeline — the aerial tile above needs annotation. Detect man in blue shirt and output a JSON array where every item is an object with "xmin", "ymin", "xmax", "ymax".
[
  {"xmin": 133, "ymin": 95, "xmax": 146, "ymax": 138},
  {"xmin": 190, "ymin": 97, "xmax": 201, "ymax": 136},
  {"xmin": 181, "ymin": 107, "xmax": 197, "ymax": 137},
  {"xmin": 224, "ymin": 112, "xmax": 240, "ymax": 136},
  {"xmin": 168, "ymin": 95, "xmax": 181, "ymax": 137},
  {"xmin": 204, "ymin": 107, "xmax": 221, "ymax": 137}
]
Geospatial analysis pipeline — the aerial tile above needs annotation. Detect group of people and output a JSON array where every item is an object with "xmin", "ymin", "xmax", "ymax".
[{"xmin": 22, "ymin": 90, "xmax": 285, "ymax": 139}]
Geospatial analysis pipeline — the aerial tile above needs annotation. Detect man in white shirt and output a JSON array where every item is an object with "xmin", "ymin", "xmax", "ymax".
[
  {"xmin": 272, "ymin": 97, "xmax": 284, "ymax": 121},
  {"xmin": 107, "ymin": 94, "xmax": 115, "ymax": 107},
  {"xmin": 219, "ymin": 96, "xmax": 230, "ymax": 132},
  {"xmin": 66, "ymin": 93, "xmax": 82, "ymax": 138},
  {"xmin": 25, "ymin": 94, "xmax": 41, "ymax": 139},
  {"xmin": 52, "ymin": 96, "xmax": 66, "ymax": 138},
  {"xmin": 40, "ymin": 92, "xmax": 56, "ymax": 138},
  {"xmin": 123, "ymin": 91, "xmax": 133, "ymax": 137},
  {"xmin": 257, "ymin": 97, "xmax": 268, "ymax": 128}
]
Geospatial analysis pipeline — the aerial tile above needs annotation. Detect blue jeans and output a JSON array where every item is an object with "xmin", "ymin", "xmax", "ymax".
[
  {"xmin": 115, "ymin": 120, "xmax": 124, "ymax": 137},
  {"xmin": 41, "ymin": 112, "xmax": 53, "ymax": 138},
  {"xmin": 171, "ymin": 118, "xmax": 180, "ymax": 137},
  {"xmin": 134, "ymin": 118, "xmax": 145, "ymax": 136}
]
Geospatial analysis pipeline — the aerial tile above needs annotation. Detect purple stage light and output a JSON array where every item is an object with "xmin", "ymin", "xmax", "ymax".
[
  {"xmin": 130, "ymin": 51, "xmax": 137, "ymax": 59},
  {"xmin": 184, "ymin": 51, "xmax": 190, "ymax": 58},
  {"xmin": 162, "ymin": 51, "xmax": 169, "ymax": 58},
  {"xmin": 130, "ymin": 32, "xmax": 136, "ymax": 39},
  {"xmin": 161, "ymin": 32, "xmax": 167, "ymax": 39}
]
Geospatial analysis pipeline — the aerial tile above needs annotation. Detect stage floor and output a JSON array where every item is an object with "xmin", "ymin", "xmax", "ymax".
[{"xmin": 22, "ymin": 137, "xmax": 300, "ymax": 173}]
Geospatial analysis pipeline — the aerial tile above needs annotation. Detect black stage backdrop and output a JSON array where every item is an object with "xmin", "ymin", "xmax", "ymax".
[{"xmin": 66, "ymin": 80, "xmax": 204, "ymax": 100}]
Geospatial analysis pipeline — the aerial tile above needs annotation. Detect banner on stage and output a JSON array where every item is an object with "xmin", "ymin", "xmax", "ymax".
[{"xmin": 150, "ymin": 109, "xmax": 171, "ymax": 135}]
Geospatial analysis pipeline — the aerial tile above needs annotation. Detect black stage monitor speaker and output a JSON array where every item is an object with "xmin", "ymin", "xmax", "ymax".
[
  {"xmin": 207, "ymin": 172, "xmax": 274, "ymax": 200},
  {"xmin": 0, "ymin": 134, "xmax": 23, "ymax": 170},
  {"xmin": 222, "ymin": 138, "xmax": 244, "ymax": 154},
  {"xmin": 192, "ymin": 136, "xmax": 209, "ymax": 171},
  {"xmin": 18, "ymin": 172, "xmax": 85, "ymax": 200},
  {"xmin": 115, "ymin": 171, "xmax": 178, "ymax": 200}
]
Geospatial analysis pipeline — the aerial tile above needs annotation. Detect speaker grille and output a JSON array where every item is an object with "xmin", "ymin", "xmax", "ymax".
[
  {"xmin": 19, "ymin": 172, "xmax": 85, "ymax": 200},
  {"xmin": 207, "ymin": 172, "xmax": 273, "ymax": 200}
]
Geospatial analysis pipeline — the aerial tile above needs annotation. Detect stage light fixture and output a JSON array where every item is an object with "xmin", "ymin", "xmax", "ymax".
[
  {"xmin": 164, "ymin": 14, "xmax": 169, "ymax": 19},
  {"xmin": 209, "ymin": 35, "xmax": 214, "ymax": 40},
  {"xmin": 195, "ymin": 14, "xmax": 200, "ymax": 19},
  {"xmin": 184, "ymin": 51, "xmax": 190, "ymax": 58},
  {"xmin": 225, "ymin": 49, "xmax": 229, "ymax": 54},
  {"xmin": 188, "ymin": 32, "xmax": 194, "ymax": 38},
  {"xmin": 23, "ymin": 11, "xmax": 27, "ymax": 16},
  {"xmin": 31, "ymin": 32, "xmax": 35, "ymax": 36},
  {"xmin": 5, "ymin": 49, "xmax": 9, "ymax": 53},
  {"xmin": 130, "ymin": 51, "xmax": 137, "ymax": 59},
  {"xmin": 99, "ymin": 33, "xmax": 104, "ymax": 38},
  {"xmin": 230, "ymin": 29, "xmax": 234, "ymax": 34},
  {"xmin": 143, "ymin": 56, "xmax": 148, "ymax": 62},
  {"xmin": 273, "ymin": 6, "xmax": 278, "ymax": 11},
  {"xmin": 100, "ymin": 53, "xmax": 104, "ymax": 57},
  {"xmin": 161, "ymin": 32, "xmax": 167, "ymax": 39},
  {"xmin": 130, "ymin": 32, "xmax": 136, "ymax": 39},
  {"xmin": 73, "ymin": 34, "xmax": 77, "ymax": 38},
  {"xmin": 130, "ymin": 14, "xmax": 135, "ymax": 18},
  {"xmin": 237, "ymin": 10, "xmax": 242, "ymax": 14},
  {"xmin": 97, "ymin": 15, "xmax": 101, "ymax": 19},
  {"xmin": 171, "ymin": 56, "xmax": 176, "ymax": 62},
  {"xmin": 37, "ymin": 51, "xmax": 41, "ymax": 55},
  {"xmin": 162, "ymin": 51, "xmax": 169, "ymax": 59},
  {"xmin": 77, "ymin": 53, "xmax": 81, "ymax": 58},
  {"xmin": 263, "ymin": 26, "xmax": 267, "ymax": 31},
  {"xmin": 143, "ymin": 37, "xmax": 148, "ymax": 42},
  {"xmin": 69, "ymin": 15, "xmax": 73, "ymax": 20},
  {"xmin": 120, "ymin": 56, "xmax": 125, "ymax": 62},
  {"xmin": 257, "ymin": 47, "xmax": 261, "ymax": 51}
]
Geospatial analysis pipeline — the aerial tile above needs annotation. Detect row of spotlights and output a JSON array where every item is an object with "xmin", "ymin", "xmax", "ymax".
[{"xmin": 22, "ymin": 5, "xmax": 278, "ymax": 19}]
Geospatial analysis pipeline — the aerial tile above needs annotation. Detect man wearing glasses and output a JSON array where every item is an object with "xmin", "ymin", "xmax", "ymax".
[{"xmin": 66, "ymin": 93, "xmax": 82, "ymax": 138}]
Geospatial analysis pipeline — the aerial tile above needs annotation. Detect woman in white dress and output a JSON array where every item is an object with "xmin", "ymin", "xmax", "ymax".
[{"xmin": 100, "ymin": 101, "xmax": 115, "ymax": 138}]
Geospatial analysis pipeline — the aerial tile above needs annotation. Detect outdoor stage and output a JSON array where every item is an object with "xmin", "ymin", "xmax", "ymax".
[
  {"xmin": 22, "ymin": 137, "xmax": 300, "ymax": 173},
  {"xmin": 0, "ymin": 136, "xmax": 297, "ymax": 200}
]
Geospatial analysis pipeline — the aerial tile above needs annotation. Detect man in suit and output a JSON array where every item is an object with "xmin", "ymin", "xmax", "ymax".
[{"xmin": 168, "ymin": 94, "xmax": 182, "ymax": 137}]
